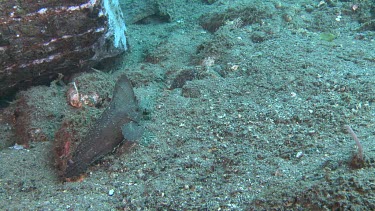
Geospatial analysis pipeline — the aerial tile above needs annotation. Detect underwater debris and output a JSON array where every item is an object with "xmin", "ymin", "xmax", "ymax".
[
  {"xmin": 66, "ymin": 82, "xmax": 101, "ymax": 108},
  {"xmin": 66, "ymin": 82, "xmax": 83, "ymax": 108},
  {"xmin": 344, "ymin": 125, "xmax": 365, "ymax": 169},
  {"xmin": 8, "ymin": 143, "xmax": 25, "ymax": 150}
]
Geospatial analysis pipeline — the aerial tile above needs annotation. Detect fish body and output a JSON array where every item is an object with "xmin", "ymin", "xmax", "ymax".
[{"xmin": 63, "ymin": 75, "xmax": 141, "ymax": 179}]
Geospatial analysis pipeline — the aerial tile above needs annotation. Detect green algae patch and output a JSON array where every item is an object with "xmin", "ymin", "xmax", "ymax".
[{"xmin": 320, "ymin": 32, "xmax": 336, "ymax": 42}]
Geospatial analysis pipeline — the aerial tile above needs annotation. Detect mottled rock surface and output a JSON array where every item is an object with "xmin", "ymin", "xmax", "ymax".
[{"xmin": 0, "ymin": 0, "xmax": 123, "ymax": 98}]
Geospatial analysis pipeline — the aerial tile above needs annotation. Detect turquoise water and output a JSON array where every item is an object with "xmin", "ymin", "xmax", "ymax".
[{"xmin": 0, "ymin": 0, "xmax": 374, "ymax": 209}]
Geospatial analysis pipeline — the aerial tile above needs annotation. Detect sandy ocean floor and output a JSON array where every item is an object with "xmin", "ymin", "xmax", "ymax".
[{"xmin": 1, "ymin": 0, "xmax": 375, "ymax": 210}]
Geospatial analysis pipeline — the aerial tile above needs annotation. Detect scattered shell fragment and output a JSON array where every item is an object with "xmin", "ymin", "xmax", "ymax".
[
  {"xmin": 81, "ymin": 92, "xmax": 100, "ymax": 107},
  {"xmin": 66, "ymin": 83, "xmax": 100, "ymax": 108},
  {"xmin": 28, "ymin": 128, "xmax": 48, "ymax": 142},
  {"xmin": 67, "ymin": 86, "xmax": 82, "ymax": 108}
]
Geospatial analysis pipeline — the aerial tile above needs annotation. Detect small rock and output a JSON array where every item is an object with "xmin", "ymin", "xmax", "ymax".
[
  {"xmin": 182, "ymin": 84, "xmax": 201, "ymax": 98},
  {"xmin": 296, "ymin": 151, "xmax": 304, "ymax": 158},
  {"xmin": 9, "ymin": 144, "xmax": 24, "ymax": 150}
]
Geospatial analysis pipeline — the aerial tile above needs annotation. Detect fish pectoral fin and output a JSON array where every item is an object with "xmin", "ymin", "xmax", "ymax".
[{"xmin": 121, "ymin": 121, "xmax": 144, "ymax": 142}]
